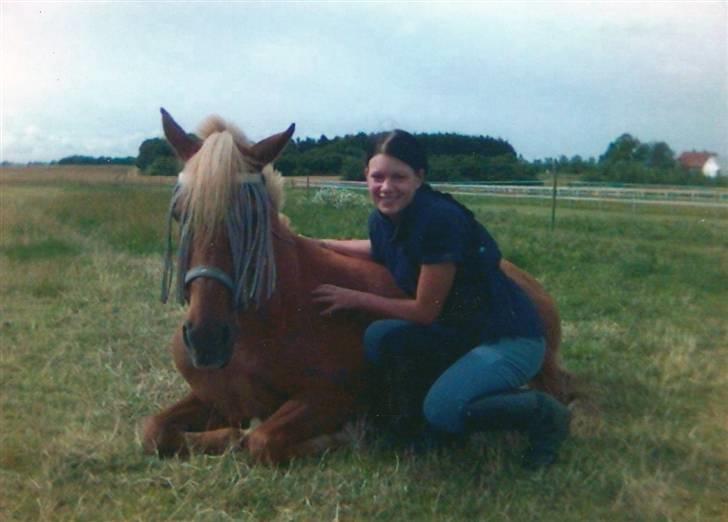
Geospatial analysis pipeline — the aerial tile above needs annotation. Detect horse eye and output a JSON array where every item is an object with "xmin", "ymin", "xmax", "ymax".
[
  {"xmin": 171, "ymin": 194, "xmax": 189, "ymax": 222},
  {"xmin": 172, "ymin": 203, "xmax": 183, "ymax": 222},
  {"xmin": 171, "ymin": 184, "xmax": 187, "ymax": 222}
]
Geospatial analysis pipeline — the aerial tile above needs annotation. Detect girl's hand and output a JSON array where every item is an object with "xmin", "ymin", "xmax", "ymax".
[{"xmin": 311, "ymin": 284, "xmax": 360, "ymax": 316}]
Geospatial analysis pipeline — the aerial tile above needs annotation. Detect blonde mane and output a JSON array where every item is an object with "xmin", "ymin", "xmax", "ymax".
[{"xmin": 163, "ymin": 115, "xmax": 287, "ymax": 309}]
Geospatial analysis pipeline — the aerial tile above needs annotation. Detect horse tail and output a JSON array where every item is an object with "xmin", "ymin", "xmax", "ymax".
[
  {"xmin": 526, "ymin": 287, "xmax": 581, "ymax": 405},
  {"xmin": 500, "ymin": 259, "xmax": 581, "ymax": 404}
]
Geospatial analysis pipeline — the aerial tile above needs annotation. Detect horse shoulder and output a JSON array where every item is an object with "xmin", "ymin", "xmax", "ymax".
[{"xmin": 292, "ymin": 235, "xmax": 403, "ymax": 298}]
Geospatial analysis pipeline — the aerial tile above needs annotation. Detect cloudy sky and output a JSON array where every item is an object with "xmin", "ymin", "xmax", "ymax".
[{"xmin": 2, "ymin": 1, "xmax": 726, "ymax": 163}]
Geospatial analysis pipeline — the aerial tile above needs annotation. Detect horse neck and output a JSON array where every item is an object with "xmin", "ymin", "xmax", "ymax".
[
  {"xmin": 270, "ymin": 218, "xmax": 301, "ymax": 292},
  {"xmin": 288, "ymin": 232, "xmax": 402, "ymax": 298},
  {"xmin": 236, "ymin": 217, "xmax": 402, "ymax": 332}
]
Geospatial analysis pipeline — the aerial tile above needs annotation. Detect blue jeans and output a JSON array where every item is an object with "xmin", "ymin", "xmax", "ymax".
[
  {"xmin": 364, "ymin": 319, "xmax": 545, "ymax": 435},
  {"xmin": 423, "ymin": 336, "xmax": 545, "ymax": 434}
]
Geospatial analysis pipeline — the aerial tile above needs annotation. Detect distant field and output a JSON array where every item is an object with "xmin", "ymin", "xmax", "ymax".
[
  {"xmin": 0, "ymin": 166, "xmax": 338, "ymax": 187},
  {"xmin": 1, "ymin": 167, "xmax": 727, "ymax": 521},
  {"xmin": 0, "ymin": 165, "xmax": 173, "ymax": 186}
]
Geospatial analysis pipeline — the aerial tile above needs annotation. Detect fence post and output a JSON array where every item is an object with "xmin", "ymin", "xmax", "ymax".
[{"xmin": 551, "ymin": 171, "xmax": 558, "ymax": 230}]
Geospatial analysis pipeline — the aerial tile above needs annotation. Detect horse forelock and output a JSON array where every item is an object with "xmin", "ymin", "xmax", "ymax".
[
  {"xmin": 195, "ymin": 114, "xmax": 285, "ymax": 212},
  {"xmin": 179, "ymin": 116, "xmax": 285, "ymax": 232},
  {"xmin": 197, "ymin": 115, "xmax": 250, "ymax": 144},
  {"xmin": 170, "ymin": 115, "xmax": 287, "ymax": 309}
]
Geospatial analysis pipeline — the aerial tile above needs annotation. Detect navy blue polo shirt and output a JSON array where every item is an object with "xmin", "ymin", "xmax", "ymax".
[{"xmin": 368, "ymin": 185, "xmax": 544, "ymax": 343}]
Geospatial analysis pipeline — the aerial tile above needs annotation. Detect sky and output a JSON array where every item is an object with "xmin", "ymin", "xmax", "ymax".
[{"xmin": 2, "ymin": 1, "xmax": 726, "ymax": 163}]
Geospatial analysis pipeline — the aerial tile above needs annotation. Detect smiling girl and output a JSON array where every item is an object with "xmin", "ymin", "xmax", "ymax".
[{"xmin": 312, "ymin": 130, "xmax": 570, "ymax": 469}]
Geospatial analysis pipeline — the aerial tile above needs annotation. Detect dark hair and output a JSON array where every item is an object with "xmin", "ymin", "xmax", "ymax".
[{"xmin": 367, "ymin": 129, "xmax": 428, "ymax": 174}]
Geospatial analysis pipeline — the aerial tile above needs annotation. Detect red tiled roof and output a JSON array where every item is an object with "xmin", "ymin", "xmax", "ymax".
[{"xmin": 678, "ymin": 151, "xmax": 715, "ymax": 169}]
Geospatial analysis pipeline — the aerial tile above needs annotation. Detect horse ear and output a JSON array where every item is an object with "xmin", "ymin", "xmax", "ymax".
[
  {"xmin": 161, "ymin": 108, "xmax": 201, "ymax": 161},
  {"xmin": 246, "ymin": 124, "xmax": 295, "ymax": 166}
]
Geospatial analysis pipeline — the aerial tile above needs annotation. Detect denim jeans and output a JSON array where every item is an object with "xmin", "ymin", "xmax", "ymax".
[
  {"xmin": 423, "ymin": 336, "xmax": 545, "ymax": 434},
  {"xmin": 363, "ymin": 319, "xmax": 545, "ymax": 435}
]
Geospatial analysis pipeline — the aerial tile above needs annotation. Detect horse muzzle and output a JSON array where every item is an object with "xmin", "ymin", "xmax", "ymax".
[{"xmin": 182, "ymin": 319, "xmax": 234, "ymax": 370}]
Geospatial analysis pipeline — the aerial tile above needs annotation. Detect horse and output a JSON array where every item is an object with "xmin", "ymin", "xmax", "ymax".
[{"xmin": 140, "ymin": 109, "xmax": 571, "ymax": 463}]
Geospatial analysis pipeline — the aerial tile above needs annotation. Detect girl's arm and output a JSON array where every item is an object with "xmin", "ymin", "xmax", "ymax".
[
  {"xmin": 312, "ymin": 262, "xmax": 456, "ymax": 325},
  {"xmin": 319, "ymin": 239, "xmax": 372, "ymax": 260}
]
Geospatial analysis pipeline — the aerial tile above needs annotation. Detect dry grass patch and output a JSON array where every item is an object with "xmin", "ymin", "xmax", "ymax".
[{"xmin": 0, "ymin": 165, "xmax": 176, "ymax": 186}]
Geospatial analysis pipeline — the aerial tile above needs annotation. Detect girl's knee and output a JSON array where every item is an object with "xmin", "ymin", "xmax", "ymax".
[{"xmin": 423, "ymin": 383, "xmax": 463, "ymax": 434}]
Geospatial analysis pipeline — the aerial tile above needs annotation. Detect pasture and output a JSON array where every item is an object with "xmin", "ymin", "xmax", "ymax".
[{"xmin": 1, "ymin": 167, "xmax": 727, "ymax": 521}]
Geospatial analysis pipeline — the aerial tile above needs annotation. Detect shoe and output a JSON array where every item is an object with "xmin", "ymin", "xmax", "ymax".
[
  {"xmin": 522, "ymin": 392, "xmax": 571, "ymax": 469},
  {"xmin": 464, "ymin": 390, "xmax": 570, "ymax": 469}
]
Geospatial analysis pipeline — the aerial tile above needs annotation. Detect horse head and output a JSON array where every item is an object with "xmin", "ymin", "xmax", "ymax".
[{"xmin": 161, "ymin": 108, "xmax": 294, "ymax": 369}]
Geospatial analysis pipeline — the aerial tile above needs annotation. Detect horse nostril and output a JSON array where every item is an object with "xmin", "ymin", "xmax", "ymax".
[
  {"xmin": 182, "ymin": 321, "xmax": 193, "ymax": 349},
  {"xmin": 180, "ymin": 320, "xmax": 233, "ymax": 369},
  {"xmin": 220, "ymin": 324, "xmax": 231, "ymax": 346},
  {"xmin": 182, "ymin": 321, "xmax": 231, "ymax": 349}
]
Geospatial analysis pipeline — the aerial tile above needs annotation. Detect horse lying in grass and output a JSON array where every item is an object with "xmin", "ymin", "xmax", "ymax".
[{"xmin": 140, "ymin": 109, "xmax": 571, "ymax": 463}]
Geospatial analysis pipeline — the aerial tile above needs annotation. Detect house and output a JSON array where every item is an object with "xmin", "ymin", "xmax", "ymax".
[{"xmin": 678, "ymin": 151, "xmax": 721, "ymax": 177}]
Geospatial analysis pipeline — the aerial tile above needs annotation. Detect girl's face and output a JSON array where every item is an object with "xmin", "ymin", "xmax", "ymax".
[{"xmin": 366, "ymin": 154, "xmax": 423, "ymax": 221}]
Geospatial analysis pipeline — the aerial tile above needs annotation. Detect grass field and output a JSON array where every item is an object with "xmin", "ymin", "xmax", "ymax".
[{"xmin": 1, "ymin": 167, "xmax": 727, "ymax": 521}]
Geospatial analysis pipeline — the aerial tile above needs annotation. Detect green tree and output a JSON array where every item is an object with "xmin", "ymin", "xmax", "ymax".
[
  {"xmin": 136, "ymin": 138, "xmax": 176, "ymax": 172},
  {"xmin": 599, "ymin": 133, "xmax": 642, "ymax": 164},
  {"xmin": 341, "ymin": 156, "xmax": 365, "ymax": 181},
  {"xmin": 645, "ymin": 142, "xmax": 676, "ymax": 170},
  {"xmin": 595, "ymin": 134, "xmax": 688, "ymax": 184}
]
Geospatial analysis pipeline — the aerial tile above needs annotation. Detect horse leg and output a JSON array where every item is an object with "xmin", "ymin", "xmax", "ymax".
[
  {"xmin": 140, "ymin": 392, "xmax": 233, "ymax": 457},
  {"xmin": 245, "ymin": 393, "xmax": 354, "ymax": 464},
  {"xmin": 183, "ymin": 427, "xmax": 249, "ymax": 455}
]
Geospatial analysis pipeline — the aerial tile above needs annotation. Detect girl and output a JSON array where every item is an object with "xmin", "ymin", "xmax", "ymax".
[{"xmin": 312, "ymin": 130, "xmax": 569, "ymax": 469}]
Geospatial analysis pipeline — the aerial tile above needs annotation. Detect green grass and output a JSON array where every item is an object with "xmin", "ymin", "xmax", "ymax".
[{"xmin": 1, "ymin": 179, "xmax": 727, "ymax": 521}]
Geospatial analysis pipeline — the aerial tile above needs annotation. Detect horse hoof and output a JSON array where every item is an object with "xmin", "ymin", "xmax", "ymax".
[
  {"xmin": 139, "ymin": 416, "xmax": 161, "ymax": 455},
  {"xmin": 138, "ymin": 416, "xmax": 188, "ymax": 458}
]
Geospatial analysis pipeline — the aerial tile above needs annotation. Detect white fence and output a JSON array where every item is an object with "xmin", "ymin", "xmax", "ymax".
[{"xmin": 290, "ymin": 179, "xmax": 728, "ymax": 208}]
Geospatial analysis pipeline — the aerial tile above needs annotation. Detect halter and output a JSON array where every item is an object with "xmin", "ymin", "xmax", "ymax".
[
  {"xmin": 184, "ymin": 266, "xmax": 235, "ymax": 293},
  {"xmin": 161, "ymin": 172, "xmax": 275, "ymax": 308}
]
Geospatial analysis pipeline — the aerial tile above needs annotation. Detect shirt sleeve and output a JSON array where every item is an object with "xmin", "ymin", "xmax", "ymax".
[
  {"xmin": 368, "ymin": 212, "xmax": 385, "ymax": 264},
  {"xmin": 420, "ymin": 204, "xmax": 468, "ymax": 265}
]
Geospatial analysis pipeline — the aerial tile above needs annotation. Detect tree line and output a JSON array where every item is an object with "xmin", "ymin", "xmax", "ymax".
[
  {"xmin": 277, "ymin": 132, "xmax": 533, "ymax": 182},
  {"xmin": 25, "ymin": 155, "xmax": 137, "ymax": 166},
  {"xmin": 132, "ymin": 131, "xmax": 538, "ymax": 183},
  {"xmin": 531, "ymin": 134, "xmax": 724, "ymax": 186},
  {"xmin": 49, "ymin": 131, "xmax": 724, "ymax": 187}
]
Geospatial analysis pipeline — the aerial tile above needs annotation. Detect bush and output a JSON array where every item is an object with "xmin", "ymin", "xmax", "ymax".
[
  {"xmin": 146, "ymin": 156, "xmax": 180, "ymax": 177},
  {"xmin": 311, "ymin": 188, "xmax": 369, "ymax": 209}
]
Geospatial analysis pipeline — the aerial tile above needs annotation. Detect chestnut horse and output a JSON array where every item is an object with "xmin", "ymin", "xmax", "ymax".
[{"xmin": 140, "ymin": 109, "xmax": 570, "ymax": 463}]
